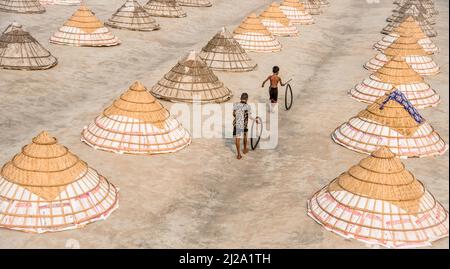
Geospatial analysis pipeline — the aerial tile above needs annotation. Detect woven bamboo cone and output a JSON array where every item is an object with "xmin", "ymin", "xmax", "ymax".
[
  {"xmin": 39, "ymin": 0, "xmax": 81, "ymax": 6},
  {"xmin": 150, "ymin": 50, "xmax": 233, "ymax": 103},
  {"xmin": 0, "ymin": 0, "xmax": 45, "ymax": 13},
  {"xmin": 53, "ymin": 0, "xmax": 81, "ymax": 5},
  {"xmin": 382, "ymin": 9, "xmax": 436, "ymax": 37},
  {"xmin": 199, "ymin": 27, "xmax": 257, "ymax": 72},
  {"xmin": 280, "ymin": 0, "xmax": 314, "ymax": 25},
  {"xmin": 0, "ymin": 131, "xmax": 119, "ymax": 234},
  {"xmin": 81, "ymin": 81, "xmax": 191, "ymax": 155},
  {"xmin": 423, "ymin": 1, "xmax": 438, "ymax": 16},
  {"xmin": 106, "ymin": 0, "xmax": 160, "ymax": 32},
  {"xmin": 395, "ymin": 0, "xmax": 437, "ymax": 13},
  {"xmin": 318, "ymin": 0, "xmax": 329, "ymax": 7},
  {"xmin": 302, "ymin": 0, "xmax": 322, "ymax": 15},
  {"xmin": 39, "ymin": 0, "xmax": 53, "ymax": 5},
  {"xmin": 178, "ymin": 0, "xmax": 212, "ymax": 7},
  {"xmin": 49, "ymin": 4, "xmax": 121, "ymax": 47},
  {"xmin": 308, "ymin": 146, "xmax": 449, "ymax": 249},
  {"xmin": 410, "ymin": 0, "xmax": 438, "ymax": 16},
  {"xmin": 332, "ymin": 89, "xmax": 448, "ymax": 158},
  {"xmin": 389, "ymin": 0, "xmax": 437, "ymax": 24},
  {"xmin": 144, "ymin": 0, "xmax": 186, "ymax": 18},
  {"xmin": 374, "ymin": 16, "xmax": 438, "ymax": 54},
  {"xmin": 259, "ymin": 2, "xmax": 299, "ymax": 37},
  {"xmin": 233, "ymin": 14, "xmax": 282, "ymax": 53},
  {"xmin": 0, "ymin": 23, "xmax": 57, "ymax": 70},
  {"xmin": 365, "ymin": 32, "xmax": 439, "ymax": 76},
  {"xmin": 349, "ymin": 56, "xmax": 440, "ymax": 109}
]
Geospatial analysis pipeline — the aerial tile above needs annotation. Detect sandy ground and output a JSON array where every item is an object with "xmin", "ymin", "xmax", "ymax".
[{"xmin": 0, "ymin": 0, "xmax": 448, "ymax": 249}]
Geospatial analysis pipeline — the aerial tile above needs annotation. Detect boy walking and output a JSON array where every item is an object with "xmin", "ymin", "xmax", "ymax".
[
  {"xmin": 233, "ymin": 93, "xmax": 258, "ymax": 160},
  {"xmin": 261, "ymin": 66, "xmax": 286, "ymax": 112}
]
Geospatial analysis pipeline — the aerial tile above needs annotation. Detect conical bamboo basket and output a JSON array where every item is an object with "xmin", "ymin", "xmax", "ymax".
[
  {"xmin": 106, "ymin": 0, "xmax": 160, "ymax": 32},
  {"xmin": 199, "ymin": 27, "xmax": 257, "ymax": 72},
  {"xmin": 0, "ymin": 23, "xmax": 57, "ymax": 70},
  {"xmin": 393, "ymin": 0, "xmax": 438, "ymax": 18},
  {"xmin": 308, "ymin": 146, "xmax": 449, "ymax": 249},
  {"xmin": 39, "ymin": 0, "xmax": 53, "ymax": 5},
  {"xmin": 144, "ymin": 0, "xmax": 186, "ymax": 18},
  {"xmin": 50, "ymin": 4, "xmax": 121, "ymax": 47},
  {"xmin": 233, "ymin": 14, "xmax": 282, "ymax": 53},
  {"xmin": 0, "ymin": 131, "xmax": 119, "ymax": 234},
  {"xmin": 0, "ymin": 0, "xmax": 45, "ymax": 13},
  {"xmin": 374, "ymin": 16, "xmax": 438, "ymax": 54},
  {"xmin": 349, "ymin": 56, "xmax": 440, "ymax": 109},
  {"xmin": 259, "ymin": 2, "xmax": 299, "ymax": 37},
  {"xmin": 178, "ymin": 0, "xmax": 212, "ymax": 7},
  {"xmin": 280, "ymin": 0, "xmax": 314, "ymax": 25},
  {"xmin": 39, "ymin": 1, "xmax": 82, "ymax": 6},
  {"xmin": 150, "ymin": 50, "xmax": 233, "ymax": 103},
  {"xmin": 382, "ymin": 10, "xmax": 436, "ymax": 37},
  {"xmin": 388, "ymin": 1, "xmax": 435, "ymax": 25},
  {"xmin": 302, "ymin": 0, "xmax": 322, "ymax": 15},
  {"xmin": 53, "ymin": 0, "xmax": 81, "ymax": 5},
  {"xmin": 418, "ymin": 0, "xmax": 439, "ymax": 16},
  {"xmin": 332, "ymin": 90, "xmax": 448, "ymax": 158},
  {"xmin": 318, "ymin": 0, "xmax": 329, "ymax": 7},
  {"xmin": 81, "ymin": 81, "xmax": 191, "ymax": 155},
  {"xmin": 365, "ymin": 33, "xmax": 439, "ymax": 76}
]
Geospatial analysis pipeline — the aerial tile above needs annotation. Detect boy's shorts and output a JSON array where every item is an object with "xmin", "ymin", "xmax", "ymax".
[
  {"xmin": 233, "ymin": 127, "xmax": 248, "ymax": 138},
  {"xmin": 269, "ymin": 87, "xmax": 278, "ymax": 103}
]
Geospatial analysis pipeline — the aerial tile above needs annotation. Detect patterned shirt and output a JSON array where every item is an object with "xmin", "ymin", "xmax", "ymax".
[{"xmin": 233, "ymin": 102, "xmax": 251, "ymax": 130}]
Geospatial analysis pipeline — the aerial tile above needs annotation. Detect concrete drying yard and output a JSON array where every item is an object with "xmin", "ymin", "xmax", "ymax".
[{"xmin": 0, "ymin": 0, "xmax": 448, "ymax": 248}]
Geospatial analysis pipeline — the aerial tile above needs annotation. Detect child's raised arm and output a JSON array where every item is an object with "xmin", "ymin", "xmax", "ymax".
[{"xmin": 261, "ymin": 76, "xmax": 270, "ymax": 88}]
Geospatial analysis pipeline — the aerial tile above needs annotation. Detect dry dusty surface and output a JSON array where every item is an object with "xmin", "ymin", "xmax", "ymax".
[{"xmin": 0, "ymin": 0, "xmax": 448, "ymax": 249}]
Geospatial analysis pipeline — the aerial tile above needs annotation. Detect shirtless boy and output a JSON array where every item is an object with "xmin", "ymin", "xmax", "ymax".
[{"xmin": 261, "ymin": 66, "xmax": 286, "ymax": 112}]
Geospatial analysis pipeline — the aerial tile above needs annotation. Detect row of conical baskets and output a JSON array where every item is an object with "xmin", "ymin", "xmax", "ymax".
[
  {"xmin": 308, "ymin": 0, "xmax": 449, "ymax": 249},
  {"xmin": 1, "ymin": 0, "xmax": 213, "ymax": 15},
  {"xmin": 0, "ymin": 0, "xmax": 331, "ymax": 234},
  {"xmin": 0, "ymin": 0, "xmax": 328, "ymax": 69},
  {"xmin": 0, "ymin": 0, "xmax": 327, "ymax": 103},
  {"xmin": 0, "ymin": 0, "xmax": 449, "ymax": 249},
  {"xmin": 0, "ymin": 0, "xmax": 214, "ymax": 47}
]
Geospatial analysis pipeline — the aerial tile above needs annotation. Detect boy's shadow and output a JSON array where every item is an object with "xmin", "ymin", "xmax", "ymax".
[{"xmin": 223, "ymin": 129, "xmax": 235, "ymax": 154}]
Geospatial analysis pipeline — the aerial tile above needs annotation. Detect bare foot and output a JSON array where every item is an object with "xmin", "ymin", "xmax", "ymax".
[
  {"xmin": 237, "ymin": 155, "xmax": 242, "ymax": 160},
  {"xmin": 243, "ymin": 148, "xmax": 249, "ymax": 154}
]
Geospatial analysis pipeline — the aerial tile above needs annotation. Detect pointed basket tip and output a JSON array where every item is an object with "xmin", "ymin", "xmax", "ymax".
[
  {"xmin": 186, "ymin": 50, "xmax": 198, "ymax": 60},
  {"xmin": 11, "ymin": 22, "xmax": 22, "ymax": 28},
  {"xmin": 78, "ymin": 3, "xmax": 91, "ymax": 12},
  {"xmin": 32, "ymin": 131, "xmax": 57, "ymax": 145},
  {"xmin": 219, "ymin": 27, "xmax": 232, "ymax": 37},
  {"xmin": 371, "ymin": 146, "xmax": 396, "ymax": 159},
  {"xmin": 405, "ymin": 16, "xmax": 415, "ymax": 22},
  {"xmin": 130, "ymin": 81, "xmax": 146, "ymax": 91}
]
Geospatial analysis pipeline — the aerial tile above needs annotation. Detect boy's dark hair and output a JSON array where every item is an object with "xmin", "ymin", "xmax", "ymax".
[
  {"xmin": 273, "ymin": 66, "xmax": 280, "ymax": 73},
  {"xmin": 241, "ymin": 92, "xmax": 249, "ymax": 101}
]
